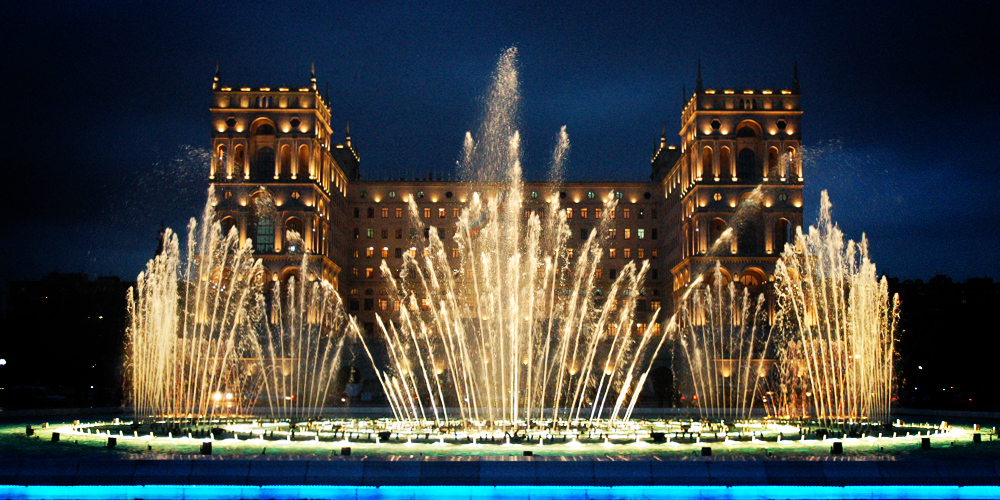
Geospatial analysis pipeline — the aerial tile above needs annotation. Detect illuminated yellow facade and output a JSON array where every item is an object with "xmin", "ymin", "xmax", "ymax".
[{"xmin": 208, "ymin": 65, "xmax": 802, "ymax": 330}]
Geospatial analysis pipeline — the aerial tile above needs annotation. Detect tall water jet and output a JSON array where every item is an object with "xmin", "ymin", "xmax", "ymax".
[
  {"xmin": 673, "ymin": 262, "xmax": 775, "ymax": 422},
  {"xmin": 773, "ymin": 190, "xmax": 899, "ymax": 428},
  {"xmin": 128, "ymin": 187, "xmax": 266, "ymax": 420},
  {"xmin": 356, "ymin": 48, "xmax": 664, "ymax": 429},
  {"xmin": 127, "ymin": 188, "xmax": 356, "ymax": 421}
]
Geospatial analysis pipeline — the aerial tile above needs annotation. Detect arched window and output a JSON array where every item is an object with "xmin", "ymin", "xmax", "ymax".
[
  {"xmin": 280, "ymin": 145, "xmax": 292, "ymax": 178},
  {"xmin": 233, "ymin": 145, "xmax": 245, "ymax": 178},
  {"xmin": 773, "ymin": 218, "xmax": 791, "ymax": 253},
  {"xmin": 249, "ymin": 195, "xmax": 275, "ymax": 253},
  {"xmin": 736, "ymin": 195, "xmax": 761, "ymax": 255},
  {"xmin": 285, "ymin": 217, "xmax": 304, "ymax": 251},
  {"xmin": 215, "ymin": 145, "xmax": 226, "ymax": 178},
  {"xmin": 739, "ymin": 268, "xmax": 766, "ymax": 296},
  {"xmin": 701, "ymin": 147, "xmax": 713, "ymax": 179},
  {"xmin": 297, "ymin": 145, "xmax": 310, "ymax": 178},
  {"xmin": 255, "ymin": 147, "xmax": 275, "ymax": 180},
  {"xmin": 720, "ymin": 147, "xmax": 731, "ymax": 178},
  {"xmin": 255, "ymin": 124, "xmax": 275, "ymax": 135},
  {"xmin": 787, "ymin": 146, "xmax": 797, "ymax": 178},
  {"xmin": 767, "ymin": 147, "xmax": 779, "ymax": 179},
  {"xmin": 737, "ymin": 148, "xmax": 755, "ymax": 181},
  {"xmin": 736, "ymin": 125, "xmax": 757, "ymax": 138},
  {"xmin": 709, "ymin": 218, "xmax": 727, "ymax": 248},
  {"xmin": 220, "ymin": 217, "xmax": 237, "ymax": 238}
]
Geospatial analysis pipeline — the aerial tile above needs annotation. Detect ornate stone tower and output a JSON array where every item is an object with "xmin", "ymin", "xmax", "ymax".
[
  {"xmin": 208, "ymin": 64, "xmax": 359, "ymax": 291},
  {"xmin": 658, "ymin": 64, "xmax": 804, "ymax": 315}
]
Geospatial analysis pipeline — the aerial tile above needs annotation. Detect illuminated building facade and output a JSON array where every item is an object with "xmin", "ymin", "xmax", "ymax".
[{"xmin": 208, "ymin": 65, "xmax": 802, "ymax": 331}]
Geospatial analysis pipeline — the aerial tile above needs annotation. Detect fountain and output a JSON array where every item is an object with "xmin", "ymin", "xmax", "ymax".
[
  {"xmin": 127, "ymin": 189, "xmax": 358, "ymax": 422},
  {"xmin": 355, "ymin": 48, "xmax": 665, "ymax": 430},
  {"xmin": 118, "ymin": 48, "xmax": 900, "ymax": 453}
]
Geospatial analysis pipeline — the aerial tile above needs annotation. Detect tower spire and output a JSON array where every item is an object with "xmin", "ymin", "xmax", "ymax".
[
  {"xmin": 792, "ymin": 61, "xmax": 800, "ymax": 94},
  {"xmin": 660, "ymin": 123, "xmax": 666, "ymax": 149},
  {"xmin": 695, "ymin": 60, "xmax": 704, "ymax": 93},
  {"xmin": 345, "ymin": 121, "xmax": 352, "ymax": 148},
  {"xmin": 310, "ymin": 61, "xmax": 317, "ymax": 90},
  {"xmin": 213, "ymin": 61, "xmax": 220, "ymax": 90}
]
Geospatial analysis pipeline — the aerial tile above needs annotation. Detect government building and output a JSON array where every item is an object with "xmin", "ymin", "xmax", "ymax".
[{"xmin": 207, "ymin": 65, "xmax": 802, "ymax": 334}]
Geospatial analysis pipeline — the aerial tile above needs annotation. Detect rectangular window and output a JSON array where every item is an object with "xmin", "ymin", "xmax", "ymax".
[
  {"xmin": 624, "ymin": 208, "xmax": 630, "ymax": 219},
  {"xmin": 651, "ymin": 228, "xmax": 658, "ymax": 240},
  {"xmin": 393, "ymin": 300, "xmax": 400, "ymax": 312},
  {"xmin": 636, "ymin": 322, "xmax": 646, "ymax": 336},
  {"xmin": 379, "ymin": 299, "xmax": 388, "ymax": 311},
  {"xmin": 396, "ymin": 207, "xmax": 403, "ymax": 218},
  {"xmin": 364, "ymin": 298, "xmax": 374, "ymax": 311},
  {"xmin": 349, "ymin": 299, "xmax": 359, "ymax": 311},
  {"xmin": 439, "ymin": 208, "xmax": 446, "ymax": 218},
  {"xmin": 595, "ymin": 208, "xmax": 603, "ymax": 219},
  {"xmin": 381, "ymin": 247, "xmax": 389, "ymax": 259},
  {"xmin": 652, "ymin": 249, "xmax": 658, "ymax": 258},
  {"xmin": 651, "ymin": 300, "xmax": 661, "ymax": 311},
  {"xmin": 381, "ymin": 207, "xmax": 389, "ymax": 218},
  {"xmin": 381, "ymin": 228, "xmax": 388, "ymax": 239},
  {"xmin": 395, "ymin": 247, "xmax": 403, "ymax": 258},
  {"xmin": 638, "ymin": 248, "xmax": 644, "ymax": 259},
  {"xmin": 609, "ymin": 248, "xmax": 617, "ymax": 259},
  {"xmin": 366, "ymin": 247, "xmax": 374, "ymax": 258},
  {"xmin": 652, "ymin": 323, "xmax": 662, "ymax": 336},
  {"xmin": 580, "ymin": 228, "xmax": 588, "ymax": 239},
  {"xmin": 367, "ymin": 207, "xmax": 374, "ymax": 218},
  {"xmin": 420, "ymin": 298, "xmax": 430, "ymax": 311},
  {"xmin": 352, "ymin": 267, "xmax": 359, "ymax": 278},
  {"xmin": 566, "ymin": 247, "xmax": 574, "ymax": 259},
  {"xmin": 365, "ymin": 267, "xmax": 374, "ymax": 278},
  {"xmin": 609, "ymin": 268, "xmax": 617, "ymax": 279},
  {"xmin": 453, "ymin": 207, "xmax": 460, "ymax": 217},
  {"xmin": 637, "ymin": 209, "xmax": 644, "ymax": 220},
  {"xmin": 353, "ymin": 228, "xmax": 359, "ymax": 239},
  {"xmin": 595, "ymin": 268, "xmax": 602, "ymax": 279},
  {"xmin": 396, "ymin": 228, "xmax": 403, "ymax": 239},
  {"xmin": 638, "ymin": 228, "xmax": 645, "ymax": 240},
  {"xmin": 353, "ymin": 208, "xmax": 360, "ymax": 218},
  {"xmin": 580, "ymin": 208, "xmax": 588, "ymax": 219},
  {"xmin": 424, "ymin": 207, "xmax": 431, "ymax": 218},
  {"xmin": 367, "ymin": 228, "xmax": 374, "ymax": 238},
  {"xmin": 409, "ymin": 247, "xmax": 417, "ymax": 258},
  {"xmin": 624, "ymin": 248, "xmax": 631, "ymax": 259},
  {"xmin": 524, "ymin": 210, "xmax": 531, "ymax": 219},
  {"xmin": 566, "ymin": 208, "xmax": 573, "ymax": 219},
  {"xmin": 353, "ymin": 249, "xmax": 359, "ymax": 258},
  {"xmin": 610, "ymin": 209, "xmax": 616, "ymax": 219},
  {"xmin": 624, "ymin": 228, "xmax": 631, "ymax": 240},
  {"xmin": 608, "ymin": 228, "xmax": 616, "ymax": 239}
]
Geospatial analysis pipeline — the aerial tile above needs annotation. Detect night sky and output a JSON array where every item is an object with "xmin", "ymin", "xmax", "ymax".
[{"xmin": 2, "ymin": 0, "xmax": 997, "ymax": 290}]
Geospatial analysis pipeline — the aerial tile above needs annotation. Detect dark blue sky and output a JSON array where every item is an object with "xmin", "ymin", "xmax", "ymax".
[{"xmin": 1, "ymin": 0, "xmax": 997, "ymax": 287}]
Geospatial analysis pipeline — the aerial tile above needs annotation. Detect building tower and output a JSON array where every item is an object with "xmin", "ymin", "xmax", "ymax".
[
  {"xmin": 208, "ymin": 65, "xmax": 359, "ymax": 292},
  {"xmin": 656, "ymin": 64, "xmax": 803, "ymax": 315}
]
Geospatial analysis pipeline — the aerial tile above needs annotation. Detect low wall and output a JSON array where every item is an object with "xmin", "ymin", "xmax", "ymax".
[{"xmin": 2, "ymin": 456, "xmax": 999, "ymax": 487}]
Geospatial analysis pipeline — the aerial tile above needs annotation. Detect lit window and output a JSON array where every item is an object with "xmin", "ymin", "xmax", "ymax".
[
  {"xmin": 381, "ymin": 247, "xmax": 389, "ymax": 259},
  {"xmin": 366, "ymin": 228, "xmax": 374, "ymax": 238},
  {"xmin": 609, "ymin": 248, "xmax": 617, "ymax": 259},
  {"xmin": 610, "ymin": 209, "xmax": 616, "ymax": 219},
  {"xmin": 638, "ymin": 228, "xmax": 645, "ymax": 240},
  {"xmin": 624, "ymin": 248, "xmax": 631, "ymax": 259},
  {"xmin": 439, "ymin": 208, "xmax": 446, "ymax": 218},
  {"xmin": 366, "ymin": 247, "xmax": 374, "ymax": 258},
  {"xmin": 566, "ymin": 208, "xmax": 573, "ymax": 219},
  {"xmin": 566, "ymin": 248, "xmax": 574, "ymax": 259},
  {"xmin": 365, "ymin": 267, "xmax": 374, "ymax": 278},
  {"xmin": 396, "ymin": 207, "xmax": 403, "ymax": 218},
  {"xmin": 624, "ymin": 228, "xmax": 631, "ymax": 240},
  {"xmin": 595, "ymin": 208, "xmax": 603, "ymax": 219},
  {"xmin": 587, "ymin": 191, "xmax": 595, "ymax": 199},
  {"xmin": 651, "ymin": 249, "xmax": 658, "ymax": 258},
  {"xmin": 382, "ymin": 207, "xmax": 389, "ymax": 218},
  {"xmin": 453, "ymin": 208, "xmax": 460, "ymax": 217},
  {"xmin": 409, "ymin": 247, "xmax": 417, "ymax": 258},
  {"xmin": 608, "ymin": 228, "xmax": 616, "ymax": 239},
  {"xmin": 638, "ymin": 248, "xmax": 644, "ymax": 259},
  {"xmin": 595, "ymin": 268, "xmax": 602, "ymax": 279},
  {"xmin": 452, "ymin": 247, "xmax": 459, "ymax": 258},
  {"xmin": 424, "ymin": 207, "xmax": 431, "ymax": 218},
  {"xmin": 624, "ymin": 208, "xmax": 631, "ymax": 219}
]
